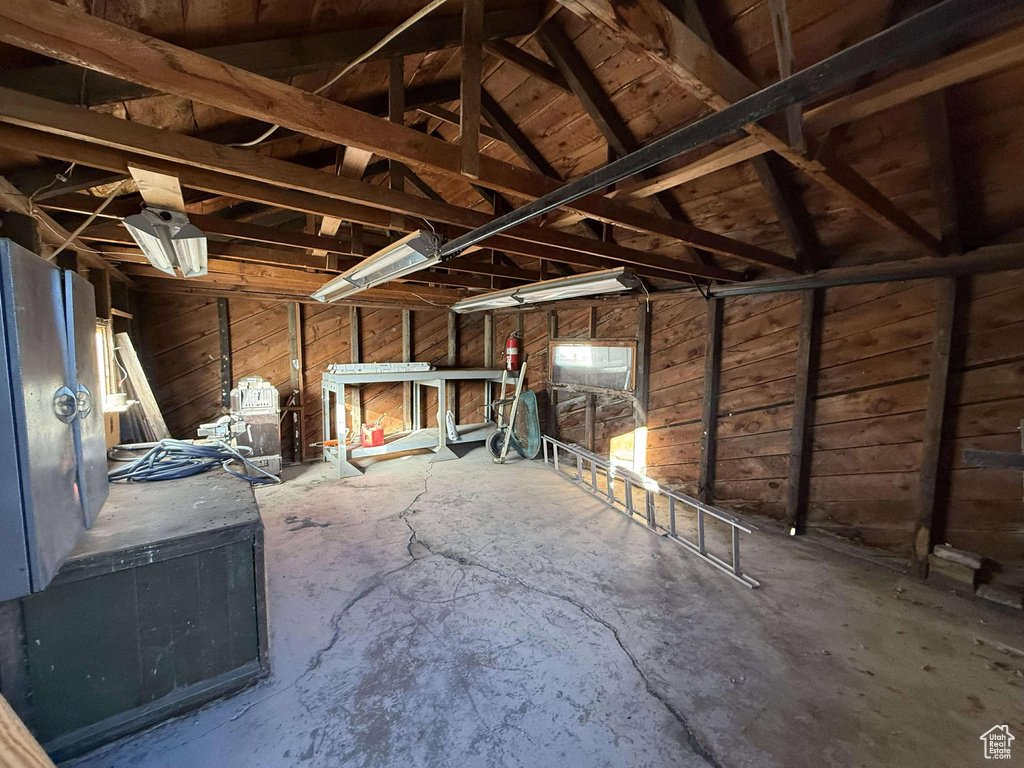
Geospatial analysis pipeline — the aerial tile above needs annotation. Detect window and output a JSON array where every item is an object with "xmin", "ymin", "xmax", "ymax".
[{"xmin": 549, "ymin": 341, "xmax": 636, "ymax": 392}]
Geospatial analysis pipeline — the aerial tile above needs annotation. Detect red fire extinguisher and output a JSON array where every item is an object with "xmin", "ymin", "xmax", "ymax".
[{"xmin": 505, "ymin": 332, "xmax": 521, "ymax": 372}]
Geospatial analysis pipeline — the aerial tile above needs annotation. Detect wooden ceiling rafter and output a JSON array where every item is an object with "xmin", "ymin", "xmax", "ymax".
[
  {"xmin": 39, "ymin": 192, "xmax": 541, "ymax": 282},
  {"xmin": 0, "ymin": 96, "xmax": 751, "ymax": 282},
  {"xmin": 0, "ymin": 7, "xmax": 541, "ymax": 108},
  {"xmin": 556, "ymin": 0, "xmax": 943, "ymax": 255},
  {"xmin": 536, "ymin": 20, "xmax": 718, "ymax": 267},
  {"xmin": 0, "ymin": 0, "xmax": 791, "ymax": 271}
]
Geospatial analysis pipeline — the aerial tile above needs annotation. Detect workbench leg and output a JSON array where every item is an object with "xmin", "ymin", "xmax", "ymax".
[{"xmin": 431, "ymin": 378, "xmax": 458, "ymax": 462}]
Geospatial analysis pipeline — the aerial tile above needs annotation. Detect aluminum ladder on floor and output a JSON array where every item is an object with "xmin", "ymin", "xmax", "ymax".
[{"xmin": 540, "ymin": 436, "xmax": 760, "ymax": 588}]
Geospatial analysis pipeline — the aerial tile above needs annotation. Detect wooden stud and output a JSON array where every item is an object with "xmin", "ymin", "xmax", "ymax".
[
  {"xmin": 546, "ymin": 311, "xmax": 558, "ymax": 438},
  {"xmin": 288, "ymin": 302, "xmax": 304, "ymax": 462},
  {"xmin": 446, "ymin": 311, "xmax": 458, "ymax": 423},
  {"xmin": 349, "ymin": 307, "xmax": 362, "ymax": 431},
  {"xmin": 402, "ymin": 309, "xmax": 413, "ymax": 431},
  {"xmin": 217, "ymin": 297, "xmax": 232, "ymax": 407},
  {"xmin": 921, "ymin": 90, "xmax": 962, "ymax": 255},
  {"xmin": 698, "ymin": 298, "xmax": 722, "ymax": 504},
  {"xmin": 585, "ymin": 305, "xmax": 597, "ymax": 452},
  {"xmin": 784, "ymin": 289, "xmax": 820, "ymax": 534},
  {"xmin": 460, "ymin": 0, "xmax": 484, "ymax": 180},
  {"xmin": 912, "ymin": 277, "xmax": 958, "ymax": 576},
  {"xmin": 634, "ymin": 298, "xmax": 651, "ymax": 430},
  {"xmin": 766, "ymin": 0, "xmax": 805, "ymax": 153}
]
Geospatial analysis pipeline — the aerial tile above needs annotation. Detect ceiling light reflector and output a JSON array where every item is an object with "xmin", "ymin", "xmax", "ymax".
[
  {"xmin": 122, "ymin": 207, "xmax": 208, "ymax": 278},
  {"xmin": 312, "ymin": 230, "xmax": 442, "ymax": 302},
  {"xmin": 451, "ymin": 267, "xmax": 640, "ymax": 313}
]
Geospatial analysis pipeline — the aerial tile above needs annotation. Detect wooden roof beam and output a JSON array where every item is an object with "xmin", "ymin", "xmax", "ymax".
[
  {"xmin": 0, "ymin": 7, "xmax": 539, "ymax": 107},
  {"xmin": 482, "ymin": 39, "xmax": 573, "ymax": 94},
  {"xmin": 0, "ymin": 172, "xmax": 130, "ymax": 282},
  {"xmin": 536, "ymin": 21, "xmax": 718, "ymax": 267},
  {"xmin": 0, "ymin": 96, "xmax": 749, "ymax": 281},
  {"xmin": 557, "ymin": 0, "xmax": 942, "ymax": 255},
  {"xmin": 0, "ymin": 0, "xmax": 782, "ymax": 268}
]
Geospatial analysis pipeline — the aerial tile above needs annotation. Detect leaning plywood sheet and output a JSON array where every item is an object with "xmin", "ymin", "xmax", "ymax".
[
  {"xmin": 0, "ymin": 695, "xmax": 54, "ymax": 768},
  {"xmin": 115, "ymin": 332, "xmax": 170, "ymax": 440}
]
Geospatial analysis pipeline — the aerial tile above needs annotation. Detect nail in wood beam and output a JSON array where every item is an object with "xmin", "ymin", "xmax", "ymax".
[
  {"xmin": 217, "ymin": 297, "xmax": 232, "ymax": 407},
  {"xmin": 288, "ymin": 301, "xmax": 305, "ymax": 462},
  {"xmin": 546, "ymin": 310, "xmax": 558, "ymax": 438},
  {"xmin": 460, "ymin": 0, "xmax": 484, "ymax": 179},
  {"xmin": 784, "ymin": 289, "xmax": 820, "ymax": 534},
  {"xmin": 349, "ymin": 307, "xmax": 362, "ymax": 430},
  {"xmin": 912, "ymin": 277, "xmax": 958, "ymax": 576},
  {"xmin": 698, "ymin": 298, "xmax": 722, "ymax": 504},
  {"xmin": 403, "ymin": 309, "xmax": 413, "ymax": 431}
]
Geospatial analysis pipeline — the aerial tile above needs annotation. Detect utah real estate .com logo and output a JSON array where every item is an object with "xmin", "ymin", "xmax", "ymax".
[{"xmin": 980, "ymin": 725, "xmax": 1015, "ymax": 760}]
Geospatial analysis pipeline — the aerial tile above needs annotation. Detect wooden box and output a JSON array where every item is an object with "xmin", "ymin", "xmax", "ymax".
[{"xmin": 0, "ymin": 472, "xmax": 269, "ymax": 761}]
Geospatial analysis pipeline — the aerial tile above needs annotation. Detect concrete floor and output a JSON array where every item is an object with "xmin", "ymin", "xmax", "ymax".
[{"xmin": 69, "ymin": 446, "xmax": 1024, "ymax": 768}]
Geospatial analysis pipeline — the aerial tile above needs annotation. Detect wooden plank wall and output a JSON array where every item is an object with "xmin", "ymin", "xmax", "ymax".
[
  {"xmin": 530, "ymin": 273, "xmax": 1024, "ymax": 573},
  {"xmin": 138, "ymin": 293, "xmax": 487, "ymax": 459}
]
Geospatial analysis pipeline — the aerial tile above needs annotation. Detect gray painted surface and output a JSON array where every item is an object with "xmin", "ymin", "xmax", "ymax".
[{"xmin": 68, "ymin": 448, "xmax": 1024, "ymax": 768}]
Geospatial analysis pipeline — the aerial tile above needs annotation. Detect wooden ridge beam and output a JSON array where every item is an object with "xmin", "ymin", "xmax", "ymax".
[
  {"xmin": 0, "ymin": 110, "xmax": 749, "ymax": 282},
  {"xmin": 558, "ymin": 0, "xmax": 942, "ymax": 254},
  {"xmin": 0, "ymin": 7, "xmax": 539, "ymax": 106},
  {"xmin": 0, "ymin": 0, "xmax": 784, "ymax": 267}
]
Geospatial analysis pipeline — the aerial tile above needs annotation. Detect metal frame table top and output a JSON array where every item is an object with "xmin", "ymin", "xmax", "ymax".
[{"xmin": 321, "ymin": 367, "xmax": 517, "ymax": 477}]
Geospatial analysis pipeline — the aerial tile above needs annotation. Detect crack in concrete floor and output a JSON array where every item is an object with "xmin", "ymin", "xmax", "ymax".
[{"xmin": 301, "ymin": 460, "xmax": 723, "ymax": 768}]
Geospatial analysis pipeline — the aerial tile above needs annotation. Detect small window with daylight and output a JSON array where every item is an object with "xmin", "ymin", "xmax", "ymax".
[{"xmin": 550, "ymin": 342, "xmax": 635, "ymax": 392}]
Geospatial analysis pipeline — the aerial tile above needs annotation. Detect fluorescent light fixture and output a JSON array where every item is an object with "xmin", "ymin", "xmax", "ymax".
[
  {"xmin": 452, "ymin": 267, "xmax": 640, "ymax": 313},
  {"xmin": 312, "ymin": 230, "xmax": 442, "ymax": 302},
  {"xmin": 122, "ymin": 207, "xmax": 208, "ymax": 278}
]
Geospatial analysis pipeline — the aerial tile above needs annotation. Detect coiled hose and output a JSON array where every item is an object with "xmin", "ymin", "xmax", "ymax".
[{"xmin": 108, "ymin": 439, "xmax": 281, "ymax": 485}]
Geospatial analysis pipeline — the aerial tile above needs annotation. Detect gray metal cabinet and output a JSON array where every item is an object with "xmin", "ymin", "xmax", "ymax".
[{"xmin": 0, "ymin": 239, "xmax": 109, "ymax": 600}]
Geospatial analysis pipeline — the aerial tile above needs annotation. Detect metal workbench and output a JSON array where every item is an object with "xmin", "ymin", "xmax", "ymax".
[{"xmin": 321, "ymin": 367, "xmax": 516, "ymax": 477}]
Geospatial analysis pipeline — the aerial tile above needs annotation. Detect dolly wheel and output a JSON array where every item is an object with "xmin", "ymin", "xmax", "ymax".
[{"xmin": 486, "ymin": 429, "xmax": 506, "ymax": 459}]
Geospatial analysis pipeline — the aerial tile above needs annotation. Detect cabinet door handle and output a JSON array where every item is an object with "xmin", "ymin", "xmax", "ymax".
[
  {"xmin": 53, "ymin": 386, "xmax": 78, "ymax": 424},
  {"xmin": 76, "ymin": 384, "xmax": 93, "ymax": 419}
]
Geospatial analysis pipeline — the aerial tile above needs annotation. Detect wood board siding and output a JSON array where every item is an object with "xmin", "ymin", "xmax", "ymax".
[
  {"xmin": 138, "ymin": 292, "xmax": 487, "ymax": 459},
  {"xmin": 589, "ymin": 275, "xmax": 1024, "ymax": 570}
]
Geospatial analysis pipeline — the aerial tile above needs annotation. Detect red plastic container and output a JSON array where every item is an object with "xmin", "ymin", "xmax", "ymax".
[{"xmin": 360, "ymin": 422, "xmax": 384, "ymax": 447}]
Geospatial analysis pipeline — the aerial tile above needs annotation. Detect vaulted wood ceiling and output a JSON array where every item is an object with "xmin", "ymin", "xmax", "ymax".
[{"xmin": 0, "ymin": 0, "xmax": 1022, "ymax": 308}]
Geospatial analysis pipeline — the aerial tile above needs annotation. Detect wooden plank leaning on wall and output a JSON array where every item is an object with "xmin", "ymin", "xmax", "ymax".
[{"xmin": 0, "ymin": 695, "xmax": 55, "ymax": 768}]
